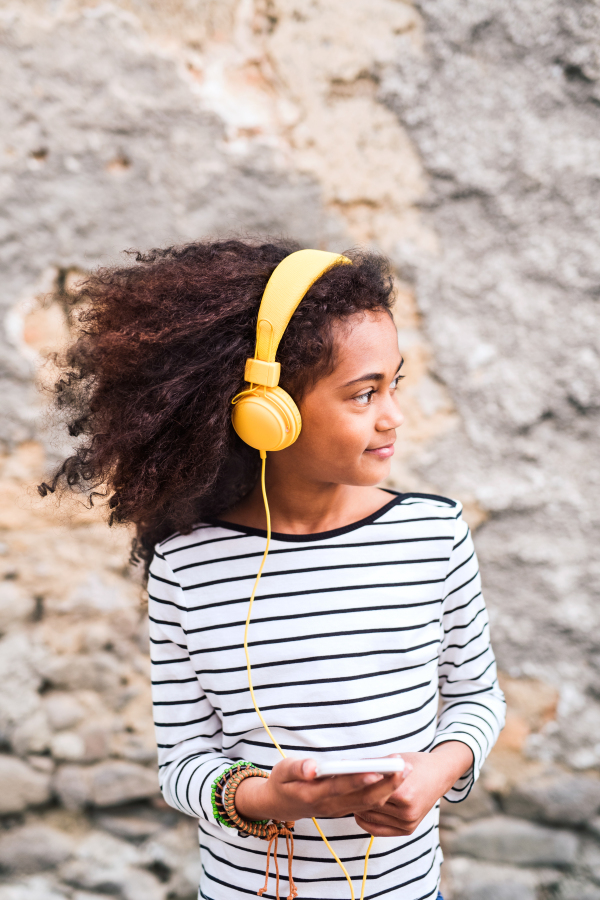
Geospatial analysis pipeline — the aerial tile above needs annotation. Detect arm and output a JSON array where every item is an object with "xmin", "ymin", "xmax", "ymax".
[
  {"xmin": 354, "ymin": 510, "xmax": 506, "ymax": 836},
  {"xmin": 432, "ymin": 513, "xmax": 506, "ymax": 800},
  {"xmin": 148, "ymin": 550, "xmax": 234, "ymax": 823}
]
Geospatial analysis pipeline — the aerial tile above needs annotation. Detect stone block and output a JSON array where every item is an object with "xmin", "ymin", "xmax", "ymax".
[
  {"xmin": 580, "ymin": 838, "xmax": 600, "ymax": 884},
  {"xmin": 96, "ymin": 813, "xmax": 163, "ymax": 841},
  {"xmin": 60, "ymin": 829, "xmax": 165, "ymax": 900},
  {"xmin": 504, "ymin": 773, "xmax": 600, "ymax": 825},
  {"xmin": 120, "ymin": 869, "xmax": 166, "ymax": 900},
  {"xmin": 59, "ymin": 830, "xmax": 140, "ymax": 891},
  {"xmin": 441, "ymin": 780, "xmax": 497, "ymax": 821},
  {"xmin": 43, "ymin": 693, "xmax": 86, "ymax": 732},
  {"xmin": 0, "ymin": 582, "xmax": 35, "ymax": 632},
  {"xmin": 54, "ymin": 760, "xmax": 159, "ymax": 809},
  {"xmin": 0, "ymin": 824, "xmax": 74, "ymax": 874},
  {"xmin": 0, "ymin": 754, "xmax": 51, "ymax": 815},
  {"xmin": 443, "ymin": 856, "xmax": 556, "ymax": 900},
  {"xmin": 0, "ymin": 877, "xmax": 69, "ymax": 900},
  {"xmin": 10, "ymin": 709, "xmax": 52, "ymax": 756},
  {"xmin": 38, "ymin": 652, "xmax": 125, "ymax": 694},
  {"xmin": 50, "ymin": 727, "xmax": 110, "ymax": 764},
  {"xmin": 557, "ymin": 879, "xmax": 600, "ymax": 900},
  {"xmin": 446, "ymin": 815, "xmax": 578, "ymax": 867},
  {"xmin": 461, "ymin": 883, "xmax": 535, "ymax": 900}
]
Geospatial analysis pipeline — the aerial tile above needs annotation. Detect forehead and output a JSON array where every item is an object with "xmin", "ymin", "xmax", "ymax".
[{"xmin": 330, "ymin": 310, "xmax": 399, "ymax": 376}]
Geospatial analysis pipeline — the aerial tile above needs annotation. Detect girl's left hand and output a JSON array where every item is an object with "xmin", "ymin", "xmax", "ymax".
[{"xmin": 354, "ymin": 742, "xmax": 474, "ymax": 837}]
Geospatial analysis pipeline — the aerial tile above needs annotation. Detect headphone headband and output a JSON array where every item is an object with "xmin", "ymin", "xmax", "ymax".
[
  {"xmin": 244, "ymin": 249, "xmax": 351, "ymax": 387},
  {"xmin": 233, "ymin": 248, "xmax": 351, "ymax": 452}
]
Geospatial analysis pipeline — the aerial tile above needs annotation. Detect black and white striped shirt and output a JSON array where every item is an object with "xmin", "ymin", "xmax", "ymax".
[{"xmin": 148, "ymin": 491, "xmax": 505, "ymax": 900}]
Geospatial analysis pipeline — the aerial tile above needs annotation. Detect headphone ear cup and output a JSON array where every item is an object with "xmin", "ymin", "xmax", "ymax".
[
  {"xmin": 232, "ymin": 386, "xmax": 301, "ymax": 452},
  {"xmin": 270, "ymin": 386, "xmax": 302, "ymax": 450}
]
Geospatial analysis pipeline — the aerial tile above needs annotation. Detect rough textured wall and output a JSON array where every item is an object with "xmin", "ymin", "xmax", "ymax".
[{"xmin": 0, "ymin": 2, "xmax": 599, "ymax": 900}]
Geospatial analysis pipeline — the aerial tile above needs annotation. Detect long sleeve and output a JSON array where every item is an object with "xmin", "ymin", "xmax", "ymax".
[
  {"xmin": 431, "ymin": 512, "xmax": 506, "ymax": 801},
  {"xmin": 147, "ymin": 549, "xmax": 238, "ymax": 823}
]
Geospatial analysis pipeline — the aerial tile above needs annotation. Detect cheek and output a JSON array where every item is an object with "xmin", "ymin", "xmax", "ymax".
[{"xmin": 300, "ymin": 401, "xmax": 369, "ymax": 458}]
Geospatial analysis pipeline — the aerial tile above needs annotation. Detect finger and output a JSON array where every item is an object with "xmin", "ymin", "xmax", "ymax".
[
  {"xmin": 359, "ymin": 769, "xmax": 406, "ymax": 804},
  {"xmin": 317, "ymin": 771, "xmax": 384, "ymax": 797},
  {"xmin": 280, "ymin": 757, "xmax": 318, "ymax": 783},
  {"xmin": 354, "ymin": 809, "xmax": 409, "ymax": 829},
  {"xmin": 325, "ymin": 771, "xmax": 406, "ymax": 814},
  {"xmin": 354, "ymin": 813, "xmax": 414, "ymax": 838}
]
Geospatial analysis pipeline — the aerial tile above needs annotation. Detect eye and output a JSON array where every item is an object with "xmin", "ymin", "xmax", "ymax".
[
  {"xmin": 390, "ymin": 375, "xmax": 404, "ymax": 390},
  {"xmin": 355, "ymin": 388, "xmax": 375, "ymax": 405}
]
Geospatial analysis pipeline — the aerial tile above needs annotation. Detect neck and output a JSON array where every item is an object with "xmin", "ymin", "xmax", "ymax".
[{"xmin": 224, "ymin": 455, "xmax": 389, "ymax": 535}]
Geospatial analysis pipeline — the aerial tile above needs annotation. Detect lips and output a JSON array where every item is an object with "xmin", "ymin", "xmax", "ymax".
[{"xmin": 365, "ymin": 442, "xmax": 395, "ymax": 459}]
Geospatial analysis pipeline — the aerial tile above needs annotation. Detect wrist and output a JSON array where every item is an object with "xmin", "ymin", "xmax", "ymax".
[
  {"xmin": 234, "ymin": 773, "xmax": 274, "ymax": 821},
  {"xmin": 430, "ymin": 741, "xmax": 474, "ymax": 794}
]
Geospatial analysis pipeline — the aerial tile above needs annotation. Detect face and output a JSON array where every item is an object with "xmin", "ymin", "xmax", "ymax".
[{"xmin": 282, "ymin": 309, "xmax": 404, "ymax": 486}]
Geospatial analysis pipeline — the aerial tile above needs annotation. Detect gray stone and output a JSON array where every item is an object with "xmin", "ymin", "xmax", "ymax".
[
  {"xmin": 558, "ymin": 880, "xmax": 600, "ymax": 900},
  {"xmin": 54, "ymin": 760, "xmax": 159, "ymax": 809},
  {"xmin": 446, "ymin": 815, "xmax": 578, "ymax": 866},
  {"xmin": 97, "ymin": 814, "xmax": 163, "ymax": 841},
  {"xmin": 142, "ymin": 821, "xmax": 201, "ymax": 899},
  {"xmin": 444, "ymin": 857, "xmax": 557, "ymax": 900},
  {"xmin": 43, "ymin": 693, "xmax": 86, "ymax": 732},
  {"xmin": 72, "ymin": 894, "xmax": 118, "ymax": 900},
  {"xmin": 0, "ymin": 824, "xmax": 74, "ymax": 874},
  {"xmin": 441, "ymin": 780, "xmax": 497, "ymax": 821},
  {"xmin": 461, "ymin": 884, "xmax": 535, "ymax": 900},
  {"xmin": 0, "ymin": 635, "xmax": 45, "ymax": 751},
  {"xmin": 0, "ymin": 877, "xmax": 69, "ymax": 900},
  {"xmin": 37, "ymin": 652, "xmax": 125, "ymax": 695},
  {"xmin": 504, "ymin": 773, "xmax": 600, "ymax": 825},
  {"xmin": 580, "ymin": 838, "xmax": 600, "ymax": 884},
  {"xmin": 0, "ymin": 583, "xmax": 34, "ymax": 632},
  {"xmin": 0, "ymin": 754, "xmax": 51, "ymax": 815},
  {"xmin": 120, "ymin": 869, "xmax": 166, "ymax": 900},
  {"xmin": 59, "ymin": 831, "xmax": 141, "ymax": 892}
]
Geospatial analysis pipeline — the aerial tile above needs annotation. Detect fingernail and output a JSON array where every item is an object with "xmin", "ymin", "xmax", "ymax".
[
  {"xmin": 302, "ymin": 760, "xmax": 312, "ymax": 777},
  {"xmin": 363, "ymin": 773, "xmax": 383, "ymax": 785}
]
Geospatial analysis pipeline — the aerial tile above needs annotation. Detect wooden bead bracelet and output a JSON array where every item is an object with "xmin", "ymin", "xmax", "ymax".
[{"xmin": 211, "ymin": 762, "xmax": 297, "ymax": 899}]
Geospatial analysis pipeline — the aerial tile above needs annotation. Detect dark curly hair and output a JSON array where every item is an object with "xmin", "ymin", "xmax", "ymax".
[{"xmin": 40, "ymin": 238, "xmax": 395, "ymax": 572}]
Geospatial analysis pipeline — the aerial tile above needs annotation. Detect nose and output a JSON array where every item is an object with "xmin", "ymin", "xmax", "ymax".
[{"xmin": 377, "ymin": 392, "xmax": 404, "ymax": 432}]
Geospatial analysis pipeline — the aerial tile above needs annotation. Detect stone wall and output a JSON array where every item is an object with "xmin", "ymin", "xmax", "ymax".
[{"xmin": 0, "ymin": 2, "xmax": 599, "ymax": 899}]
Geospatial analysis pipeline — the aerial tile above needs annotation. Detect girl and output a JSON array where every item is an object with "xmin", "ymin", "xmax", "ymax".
[{"xmin": 43, "ymin": 239, "xmax": 505, "ymax": 900}]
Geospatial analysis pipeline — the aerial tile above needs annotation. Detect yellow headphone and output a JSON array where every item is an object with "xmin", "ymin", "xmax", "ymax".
[
  {"xmin": 231, "ymin": 248, "xmax": 351, "ymax": 453},
  {"xmin": 230, "ymin": 249, "xmax": 375, "ymax": 900}
]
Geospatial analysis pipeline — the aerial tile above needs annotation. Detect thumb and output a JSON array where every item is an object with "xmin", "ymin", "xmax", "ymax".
[
  {"xmin": 281, "ymin": 757, "xmax": 317, "ymax": 783},
  {"xmin": 400, "ymin": 763, "xmax": 413, "ymax": 782}
]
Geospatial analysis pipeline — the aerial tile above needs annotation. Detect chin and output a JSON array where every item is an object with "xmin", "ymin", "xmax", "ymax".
[{"xmin": 357, "ymin": 459, "xmax": 393, "ymax": 486}]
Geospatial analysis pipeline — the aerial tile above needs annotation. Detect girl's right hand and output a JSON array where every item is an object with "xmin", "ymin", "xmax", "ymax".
[{"xmin": 233, "ymin": 757, "xmax": 411, "ymax": 824}]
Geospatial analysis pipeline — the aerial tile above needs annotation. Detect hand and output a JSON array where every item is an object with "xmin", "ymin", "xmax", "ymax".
[
  {"xmin": 234, "ymin": 757, "xmax": 411, "ymax": 824},
  {"xmin": 354, "ymin": 742, "xmax": 474, "ymax": 837}
]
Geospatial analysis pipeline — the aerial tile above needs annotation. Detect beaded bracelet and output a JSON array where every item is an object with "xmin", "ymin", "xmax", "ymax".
[
  {"xmin": 211, "ymin": 762, "xmax": 268, "ymax": 829},
  {"xmin": 212, "ymin": 763, "xmax": 298, "ymax": 899},
  {"xmin": 222, "ymin": 765, "xmax": 274, "ymax": 837}
]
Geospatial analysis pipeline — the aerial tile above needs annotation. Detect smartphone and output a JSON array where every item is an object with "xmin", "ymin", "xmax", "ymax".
[{"xmin": 314, "ymin": 758, "xmax": 405, "ymax": 778}]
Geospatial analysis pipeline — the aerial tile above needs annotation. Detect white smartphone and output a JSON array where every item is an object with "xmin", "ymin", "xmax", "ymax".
[{"xmin": 314, "ymin": 758, "xmax": 405, "ymax": 778}]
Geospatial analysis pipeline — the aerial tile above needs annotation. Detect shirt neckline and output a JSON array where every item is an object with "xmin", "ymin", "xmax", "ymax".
[{"xmin": 206, "ymin": 490, "xmax": 404, "ymax": 543}]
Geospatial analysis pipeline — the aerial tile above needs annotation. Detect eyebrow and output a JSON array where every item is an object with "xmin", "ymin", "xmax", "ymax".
[{"xmin": 343, "ymin": 358, "xmax": 404, "ymax": 388}]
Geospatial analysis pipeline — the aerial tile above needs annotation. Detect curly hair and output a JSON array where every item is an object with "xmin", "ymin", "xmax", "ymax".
[{"xmin": 40, "ymin": 238, "xmax": 395, "ymax": 572}]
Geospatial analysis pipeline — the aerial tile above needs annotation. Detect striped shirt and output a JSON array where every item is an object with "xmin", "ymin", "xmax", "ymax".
[{"xmin": 148, "ymin": 491, "xmax": 506, "ymax": 900}]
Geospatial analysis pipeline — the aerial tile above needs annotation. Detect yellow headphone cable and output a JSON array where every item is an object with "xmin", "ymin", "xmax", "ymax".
[{"xmin": 243, "ymin": 450, "xmax": 374, "ymax": 900}]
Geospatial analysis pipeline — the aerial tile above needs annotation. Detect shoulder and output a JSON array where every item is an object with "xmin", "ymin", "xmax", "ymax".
[
  {"xmin": 389, "ymin": 491, "xmax": 463, "ymax": 521},
  {"xmin": 150, "ymin": 521, "xmax": 254, "ymax": 577},
  {"xmin": 373, "ymin": 492, "xmax": 467, "ymax": 550}
]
